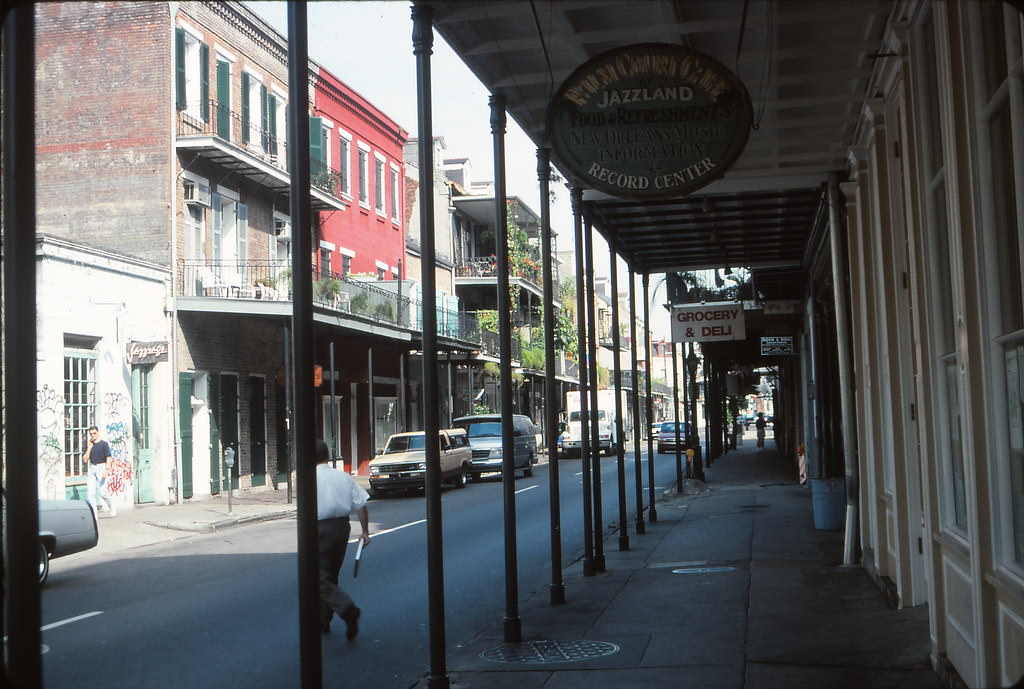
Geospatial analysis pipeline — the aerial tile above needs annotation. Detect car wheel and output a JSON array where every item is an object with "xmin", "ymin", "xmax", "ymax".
[
  {"xmin": 657, "ymin": 444, "xmax": 665, "ymax": 454},
  {"xmin": 38, "ymin": 541, "xmax": 50, "ymax": 586},
  {"xmin": 453, "ymin": 469, "xmax": 467, "ymax": 489}
]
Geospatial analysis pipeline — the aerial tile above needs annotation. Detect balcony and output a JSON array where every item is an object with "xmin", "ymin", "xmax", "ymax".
[
  {"xmin": 175, "ymin": 100, "xmax": 346, "ymax": 211},
  {"xmin": 177, "ymin": 260, "xmax": 484, "ymax": 346},
  {"xmin": 455, "ymin": 256, "xmax": 543, "ymax": 290}
]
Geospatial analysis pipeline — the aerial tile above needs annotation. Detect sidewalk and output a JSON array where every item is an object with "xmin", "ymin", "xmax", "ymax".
[
  {"xmin": 415, "ymin": 440, "xmax": 942, "ymax": 689},
  {"xmin": 84, "ymin": 474, "xmax": 382, "ymax": 556}
]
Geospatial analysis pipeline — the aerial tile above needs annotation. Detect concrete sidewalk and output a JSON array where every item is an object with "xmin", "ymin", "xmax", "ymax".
[{"xmin": 415, "ymin": 441, "xmax": 942, "ymax": 689}]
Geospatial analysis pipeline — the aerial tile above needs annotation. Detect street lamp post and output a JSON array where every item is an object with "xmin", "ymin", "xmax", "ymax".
[{"xmin": 685, "ymin": 345, "xmax": 704, "ymax": 482}]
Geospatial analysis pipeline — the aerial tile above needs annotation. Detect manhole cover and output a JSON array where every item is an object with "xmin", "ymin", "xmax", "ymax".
[
  {"xmin": 671, "ymin": 566, "xmax": 737, "ymax": 575},
  {"xmin": 480, "ymin": 639, "xmax": 620, "ymax": 664}
]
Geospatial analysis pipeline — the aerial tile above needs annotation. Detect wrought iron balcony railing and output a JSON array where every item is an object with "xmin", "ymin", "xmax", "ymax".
[
  {"xmin": 178, "ymin": 260, "xmax": 487, "ymax": 345},
  {"xmin": 455, "ymin": 256, "xmax": 543, "ymax": 288},
  {"xmin": 175, "ymin": 99, "xmax": 343, "ymax": 198}
]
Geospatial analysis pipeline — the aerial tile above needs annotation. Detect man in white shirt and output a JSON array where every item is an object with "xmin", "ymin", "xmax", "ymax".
[{"xmin": 315, "ymin": 440, "xmax": 370, "ymax": 640}]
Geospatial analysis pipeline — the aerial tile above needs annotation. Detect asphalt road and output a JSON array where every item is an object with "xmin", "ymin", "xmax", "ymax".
[{"xmin": 41, "ymin": 446, "xmax": 683, "ymax": 689}]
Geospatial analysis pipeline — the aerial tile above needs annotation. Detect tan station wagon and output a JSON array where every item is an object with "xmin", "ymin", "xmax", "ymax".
[{"xmin": 367, "ymin": 428, "xmax": 472, "ymax": 498}]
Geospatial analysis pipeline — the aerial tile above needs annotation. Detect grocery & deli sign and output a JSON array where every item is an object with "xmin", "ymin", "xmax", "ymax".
[
  {"xmin": 671, "ymin": 302, "xmax": 746, "ymax": 343},
  {"xmin": 548, "ymin": 43, "xmax": 752, "ymax": 199}
]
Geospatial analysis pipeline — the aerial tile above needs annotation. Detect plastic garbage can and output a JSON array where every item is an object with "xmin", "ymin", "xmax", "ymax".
[{"xmin": 810, "ymin": 478, "xmax": 846, "ymax": 530}]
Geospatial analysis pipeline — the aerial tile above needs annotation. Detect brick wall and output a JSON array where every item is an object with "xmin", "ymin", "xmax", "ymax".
[{"xmin": 35, "ymin": 2, "xmax": 173, "ymax": 265}]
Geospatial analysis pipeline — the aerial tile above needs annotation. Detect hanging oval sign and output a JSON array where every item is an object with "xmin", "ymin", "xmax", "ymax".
[{"xmin": 548, "ymin": 43, "xmax": 752, "ymax": 199}]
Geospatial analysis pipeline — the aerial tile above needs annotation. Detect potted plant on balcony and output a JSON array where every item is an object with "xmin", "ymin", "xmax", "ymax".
[
  {"xmin": 316, "ymin": 277, "xmax": 342, "ymax": 305},
  {"xmin": 254, "ymin": 276, "xmax": 276, "ymax": 299}
]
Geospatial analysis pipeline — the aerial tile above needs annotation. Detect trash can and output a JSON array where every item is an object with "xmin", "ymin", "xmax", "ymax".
[{"xmin": 810, "ymin": 478, "xmax": 846, "ymax": 530}]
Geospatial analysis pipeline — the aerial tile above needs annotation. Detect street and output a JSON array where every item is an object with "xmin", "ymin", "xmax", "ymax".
[{"xmin": 40, "ymin": 446, "xmax": 685, "ymax": 689}]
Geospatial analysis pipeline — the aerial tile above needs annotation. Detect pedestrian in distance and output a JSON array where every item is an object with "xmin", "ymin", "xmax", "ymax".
[
  {"xmin": 84, "ymin": 425, "xmax": 116, "ymax": 516},
  {"xmin": 755, "ymin": 412, "xmax": 767, "ymax": 451},
  {"xmin": 314, "ymin": 439, "xmax": 370, "ymax": 640}
]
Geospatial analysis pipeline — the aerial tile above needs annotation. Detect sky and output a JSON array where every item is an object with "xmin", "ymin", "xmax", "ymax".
[{"xmin": 246, "ymin": 0, "xmax": 671, "ymax": 336}]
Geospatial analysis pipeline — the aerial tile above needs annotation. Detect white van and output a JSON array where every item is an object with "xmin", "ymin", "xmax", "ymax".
[{"xmin": 452, "ymin": 413, "xmax": 539, "ymax": 479}]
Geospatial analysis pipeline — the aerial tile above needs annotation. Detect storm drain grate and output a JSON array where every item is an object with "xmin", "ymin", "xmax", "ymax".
[
  {"xmin": 480, "ymin": 639, "xmax": 620, "ymax": 664},
  {"xmin": 671, "ymin": 566, "xmax": 738, "ymax": 575}
]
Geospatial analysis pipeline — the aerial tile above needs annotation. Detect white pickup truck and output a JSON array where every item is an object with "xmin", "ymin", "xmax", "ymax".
[{"xmin": 367, "ymin": 428, "xmax": 472, "ymax": 497}]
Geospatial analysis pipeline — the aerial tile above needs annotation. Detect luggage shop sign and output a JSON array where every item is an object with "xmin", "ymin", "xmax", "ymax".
[
  {"xmin": 671, "ymin": 303, "xmax": 746, "ymax": 343},
  {"xmin": 548, "ymin": 43, "xmax": 752, "ymax": 199}
]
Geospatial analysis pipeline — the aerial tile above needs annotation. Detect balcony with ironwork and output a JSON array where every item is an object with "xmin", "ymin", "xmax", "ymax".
[
  {"xmin": 175, "ymin": 99, "xmax": 346, "ymax": 211},
  {"xmin": 176, "ymin": 259, "xmax": 484, "ymax": 348}
]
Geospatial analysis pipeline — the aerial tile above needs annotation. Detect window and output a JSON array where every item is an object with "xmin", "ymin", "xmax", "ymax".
[
  {"xmin": 374, "ymin": 153, "xmax": 386, "ymax": 215},
  {"xmin": 64, "ymin": 346, "xmax": 97, "ymax": 479},
  {"xmin": 186, "ymin": 204, "xmax": 204, "ymax": 261},
  {"xmin": 320, "ymin": 247, "xmax": 332, "ymax": 278},
  {"xmin": 917, "ymin": 8, "xmax": 967, "ymax": 531},
  {"xmin": 341, "ymin": 254, "xmax": 352, "ymax": 277},
  {"xmin": 358, "ymin": 145, "xmax": 369, "ymax": 206},
  {"xmin": 973, "ymin": 0, "xmax": 1024, "ymax": 567},
  {"xmin": 390, "ymin": 164, "xmax": 401, "ymax": 223},
  {"xmin": 269, "ymin": 89, "xmax": 287, "ymax": 161},
  {"xmin": 175, "ymin": 26, "xmax": 208, "ymax": 122},
  {"xmin": 339, "ymin": 130, "xmax": 351, "ymax": 197},
  {"xmin": 212, "ymin": 190, "xmax": 246, "ymax": 266}
]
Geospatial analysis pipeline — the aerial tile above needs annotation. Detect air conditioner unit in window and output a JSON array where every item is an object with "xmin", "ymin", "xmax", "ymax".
[
  {"xmin": 183, "ymin": 180, "xmax": 211, "ymax": 207},
  {"xmin": 274, "ymin": 219, "xmax": 291, "ymax": 241}
]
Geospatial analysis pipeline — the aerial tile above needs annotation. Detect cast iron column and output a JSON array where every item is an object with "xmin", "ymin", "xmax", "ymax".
[
  {"xmin": 642, "ymin": 274, "xmax": 657, "ymax": 522},
  {"xmin": 628, "ymin": 269, "xmax": 645, "ymax": 534},
  {"xmin": 286, "ymin": 6, "xmax": 322, "ymax": 687},
  {"xmin": 672, "ymin": 342, "xmax": 684, "ymax": 491},
  {"xmin": 583, "ymin": 208, "xmax": 605, "ymax": 572},
  {"xmin": 539, "ymin": 147, "xmax": 565, "ymax": 604},
  {"xmin": 412, "ymin": 7, "xmax": 451, "ymax": 687},
  {"xmin": 571, "ymin": 187, "xmax": 596, "ymax": 577},
  {"xmin": 609, "ymin": 245, "xmax": 629, "ymax": 551},
  {"xmin": 4, "ymin": 6, "xmax": 42, "ymax": 687},
  {"xmin": 491, "ymin": 94, "xmax": 521, "ymax": 643}
]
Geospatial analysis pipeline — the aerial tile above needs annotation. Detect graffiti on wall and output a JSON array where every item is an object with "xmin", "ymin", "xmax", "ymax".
[
  {"xmin": 37, "ymin": 384, "xmax": 64, "ymax": 499},
  {"xmin": 103, "ymin": 392, "xmax": 133, "ymax": 496}
]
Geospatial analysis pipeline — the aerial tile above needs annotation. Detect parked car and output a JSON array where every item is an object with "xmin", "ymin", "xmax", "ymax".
[
  {"xmin": 656, "ymin": 421, "xmax": 689, "ymax": 454},
  {"xmin": 367, "ymin": 429, "xmax": 472, "ymax": 497},
  {"xmin": 38, "ymin": 497, "xmax": 99, "ymax": 584},
  {"xmin": 739, "ymin": 413, "xmax": 756, "ymax": 429},
  {"xmin": 452, "ymin": 413, "xmax": 539, "ymax": 479}
]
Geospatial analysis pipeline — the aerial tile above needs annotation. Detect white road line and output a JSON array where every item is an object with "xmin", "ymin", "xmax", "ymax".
[
  {"xmin": 514, "ymin": 485, "xmax": 539, "ymax": 495},
  {"xmin": 42, "ymin": 611, "xmax": 103, "ymax": 632},
  {"xmin": 349, "ymin": 518, "xmax": 426, "ymax": 543}
]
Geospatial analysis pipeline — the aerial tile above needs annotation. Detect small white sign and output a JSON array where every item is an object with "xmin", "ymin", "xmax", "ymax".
[
  {"xmin": 761, "ymin": 336, "xmax": 794, "ymax": 355},
  {"xmin": 671, "ymin": 302, "xmax": 746, "ymax": 343}
]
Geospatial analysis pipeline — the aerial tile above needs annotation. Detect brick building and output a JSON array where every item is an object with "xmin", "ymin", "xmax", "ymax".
[{"xmin": 33, "ymin": 1, "xmax": 428, "ymax": 502}]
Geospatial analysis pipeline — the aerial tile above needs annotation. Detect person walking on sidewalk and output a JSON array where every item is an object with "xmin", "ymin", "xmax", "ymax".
[
  {"xmin": 314, "ymin": 439, "xmax": 370, "ymax": 640},
  {"xmin": 84, "ymin": 425, "xmax": 116, "ymax": 516},
  {"xmin": 755, "ymin": 412, "xmax": 767, "ymax": 451}
]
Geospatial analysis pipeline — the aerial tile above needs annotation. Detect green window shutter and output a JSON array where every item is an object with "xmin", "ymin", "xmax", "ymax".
[
  {"xmin": 177, "ymin": 372, "xmax": 194, "ymax": 500},
  {"xmin": 175, "ymin": 28, "xmax": 186, "ymax": 111},
  {"xmin": 240, "ymin": 72, "xmax": 250, "ymax": 144},
  {"xmin": 309, "ymin": 116, "xmax": 324, "ymax": 175},
  {"xmin": 260, "ymin": 84, "xmax": 268, "ymax": 151},
  {"xmin": 267, "ymin": 94, "xmax": 278, "ymax": 155},
  {"xmin": 200, "ymin": 43, "xmax": 209, "ymax": 122},
  {"xmin": 216, "ymin": 60, "xmax": 231, "ymax": 140}
]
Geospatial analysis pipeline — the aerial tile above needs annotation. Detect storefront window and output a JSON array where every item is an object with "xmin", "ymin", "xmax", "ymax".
[{"xmin": 1007, "ymin": 343, "xmax": 1024, "ymax": 564}]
